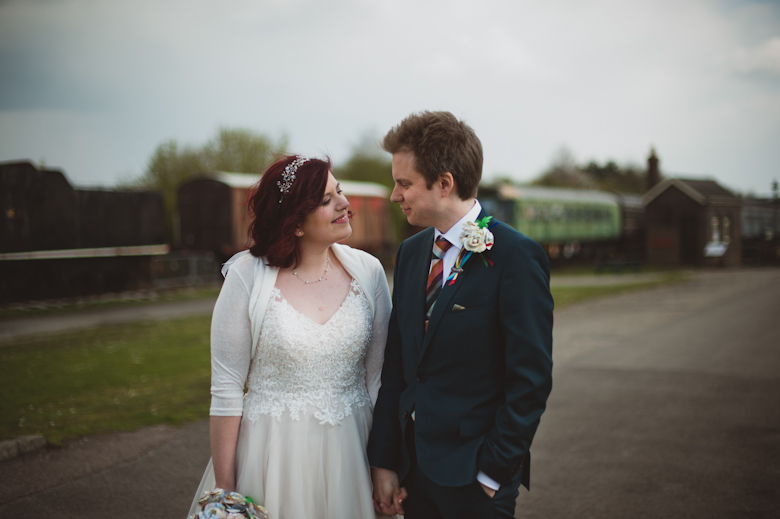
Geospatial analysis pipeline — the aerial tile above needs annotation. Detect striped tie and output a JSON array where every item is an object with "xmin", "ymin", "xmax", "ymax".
[{"xmin": 424, "ymin": 235, "xmax": 453, "ymax": 329}]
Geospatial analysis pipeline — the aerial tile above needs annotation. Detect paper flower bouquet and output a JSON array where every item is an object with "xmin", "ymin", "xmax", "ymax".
[{"xmin": 189, "ymin": 488, "xmax": 269, "ymax": 519}]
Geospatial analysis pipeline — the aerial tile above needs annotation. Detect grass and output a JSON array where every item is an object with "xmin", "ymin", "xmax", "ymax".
[
  {"xmin": 0, "ymin": 315, "xmax": 212, "ymax": 445},
  {"xmin": 0, "ymin": 270, "xmax": 687, "ymax": 446},
  {"xmin": 551, "ymin": 271, "xmax": 687, "ymax": 309},
  {"xmin": 550, "ymin": 264, "xmax": 682, "ymax": 277},
  {"xmin": 0, "ymin": 286, "xmax": 221, "ymax": 321}
]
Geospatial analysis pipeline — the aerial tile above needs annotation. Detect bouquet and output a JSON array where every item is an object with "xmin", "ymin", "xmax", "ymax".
[{"xmin": 189, "ymin": 488, "xmax": 269, "ymax": 519}]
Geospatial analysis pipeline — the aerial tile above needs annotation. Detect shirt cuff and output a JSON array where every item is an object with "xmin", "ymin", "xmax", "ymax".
[{"xmin": 477, "ymin": 471, "xmax": 500, "ymax": 491}]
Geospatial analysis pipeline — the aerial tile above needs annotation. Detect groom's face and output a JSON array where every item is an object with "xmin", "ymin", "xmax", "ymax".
[{"xmin": 390, "ymin": 151, "xmax": 443, "ymax": 228}]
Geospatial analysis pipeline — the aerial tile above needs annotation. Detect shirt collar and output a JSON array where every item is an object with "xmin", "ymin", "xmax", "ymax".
[{"xmin": 435, "ymin": 200, "xmax": 482, "ymax": 250}]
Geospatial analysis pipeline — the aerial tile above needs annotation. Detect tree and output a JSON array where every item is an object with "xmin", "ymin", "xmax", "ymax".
[
  {"xmin": 532, "ymin": 146, "xmax": 597, "ymax": 190},
  {"xmin": 202, "ymin": 127, "xmax": 288, "ymax": 174},
  {"xmin": 532, "ymin": 146, "xmax": 648, "ymax": 194},
  {"xmin": 582, "ymin": 160, "xmax": 646, "ymax": 193},
  {"xmin": 134, "ymin": 127, "xmax": 287, "ymax": 242},
  {"xmin": 332, "ymin": 133, "xmax": 412, "ymax": 242}
]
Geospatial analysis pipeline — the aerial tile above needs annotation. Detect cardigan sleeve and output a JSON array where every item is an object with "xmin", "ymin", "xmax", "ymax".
[
  {"xmin": 363, "ymin": 257, "xmax": 392, "ymax": 406},
  {"xmin": 209, "ymin": 264, "xmax": 253, "ymax": 416}
]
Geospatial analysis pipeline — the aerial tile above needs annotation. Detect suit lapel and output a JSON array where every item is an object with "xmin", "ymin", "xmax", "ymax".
[{"xmin": 419, "ymin": 208, "xmax": 491, "ymax": 359}]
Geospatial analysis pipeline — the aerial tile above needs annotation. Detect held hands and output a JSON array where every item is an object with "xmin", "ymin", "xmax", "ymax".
[{"xmin": 371, "ymin": 467, "xmax": 408, "ymax": 516}]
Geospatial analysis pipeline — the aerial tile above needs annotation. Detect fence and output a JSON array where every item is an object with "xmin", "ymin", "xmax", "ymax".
[{"xmin": 150, "ymin": 252, "xmax": 222, "ymax": 288}]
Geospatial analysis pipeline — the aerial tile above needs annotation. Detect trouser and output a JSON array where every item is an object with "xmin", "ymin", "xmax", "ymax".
[{"xmin": 401, "ymin": 420, "xmax": 520, "ymax": 519}]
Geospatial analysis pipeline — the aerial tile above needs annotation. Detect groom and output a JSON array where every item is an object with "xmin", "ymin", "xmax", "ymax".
[{"xmin": 368, "ymin": 111, "xmax": 554, "ymax": 518}]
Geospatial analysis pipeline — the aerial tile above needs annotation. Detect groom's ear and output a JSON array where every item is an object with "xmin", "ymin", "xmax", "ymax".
[{"xmin": 437, "ymin": 172, "xmax": 455, "ymax": 198}]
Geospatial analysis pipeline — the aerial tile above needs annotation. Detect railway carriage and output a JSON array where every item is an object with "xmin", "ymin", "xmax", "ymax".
[
  {"xmin": 480, "ymin": 183, "xmax": 644, "ymax": 265},
  {"xmin": 177, "ymin": 172, "xmax": 393, "ymax": 263},
  {"xmin": 0, "ymin": 161, "xmax": 167, "ymax": 304}
]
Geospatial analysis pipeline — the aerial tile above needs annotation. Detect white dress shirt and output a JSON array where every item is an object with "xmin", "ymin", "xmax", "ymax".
[
  {"xmin": 433, "ymin": 200, "xmax": 483, "ymax": 288},
  {"xmin": 432, "ymin": 200, "xmax": 500, "ymax": 492}
]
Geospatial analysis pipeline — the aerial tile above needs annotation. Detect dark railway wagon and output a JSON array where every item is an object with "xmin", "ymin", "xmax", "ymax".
[
  {"xmin": 738, "ymin": 196, "xmax": 778, "ymax": 265},
  {"xmin": 178, "ymin": 172, "xmax": 393, "ymax": 262},
  {"xmin": 0, "ymin": 161, "xmax": 168, "ymax": 304}
]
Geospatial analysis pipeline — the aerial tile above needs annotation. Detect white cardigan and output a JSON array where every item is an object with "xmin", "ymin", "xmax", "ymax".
[{"xmin": 209, "ymin": 244, "xmax": 392, "ymax": 417}]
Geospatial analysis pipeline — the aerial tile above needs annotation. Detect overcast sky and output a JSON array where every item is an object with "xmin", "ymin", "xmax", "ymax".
[{"xmin": 1, "ymin": 0, "xmax": 778, "ymax": 195}]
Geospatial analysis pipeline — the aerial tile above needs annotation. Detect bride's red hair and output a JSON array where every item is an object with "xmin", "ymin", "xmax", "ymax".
[{"xmin": 247, "ymin": 155, "xmax": 330, "ymax": 269}]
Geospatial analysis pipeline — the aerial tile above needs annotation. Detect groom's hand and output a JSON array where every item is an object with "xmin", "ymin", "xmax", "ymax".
[
  {"xmin": 371, "ymin": 467, "xmax": 405, "ymax": 515},
  {"xmin": 395, "ymin": 486, "xmax": 408, "ymax": 515},
  {"xmin": 480, "ymin": 483, "xmax": 497, "ymax": 498}
]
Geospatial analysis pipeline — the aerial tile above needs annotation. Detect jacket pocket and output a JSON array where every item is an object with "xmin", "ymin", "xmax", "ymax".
[
  {"xmin": 459, "ymin": 416, "xmax": 493, "ymax": 438},
  {"xmin": 445, "ymin": 304, "xmax": 489, "ymax": 316}
]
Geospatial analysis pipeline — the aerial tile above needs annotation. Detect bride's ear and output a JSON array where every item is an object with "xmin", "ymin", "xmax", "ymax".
[{"xmin": 295, "ymin": 228, "xmax": 303, "ymax": 237}]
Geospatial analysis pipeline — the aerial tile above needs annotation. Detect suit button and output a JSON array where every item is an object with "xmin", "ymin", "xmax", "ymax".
[
  {"xmin": 402, "ymin": 410, "xmax": 409, "ymax": 419},
  {"xmin": 417, "ymin": 375, "xmax": 426, "ymax": 383}
]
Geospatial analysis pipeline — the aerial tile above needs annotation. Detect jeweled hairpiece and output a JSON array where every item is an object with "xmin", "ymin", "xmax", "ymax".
[{"xmin": 277, "ymin": 156, "xmax": 311, "ymax": 203}]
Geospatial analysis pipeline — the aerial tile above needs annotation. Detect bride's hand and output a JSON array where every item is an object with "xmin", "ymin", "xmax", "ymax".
[
  {"xmin": 371, "ymin": 467, "xmax": 402, "ymax": 515},
  {"xmin": 214, "ymin": 483, "xmax": 236, "ymax": 494}
]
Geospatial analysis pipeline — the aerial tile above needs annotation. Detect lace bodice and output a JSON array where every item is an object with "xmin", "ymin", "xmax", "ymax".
[
  {"xmin": 209, "ymin": 248, "xmax": 391, "ymax": 422},
  {"xmin": 244, "ymin": 280, "xmax": 373, "ymax": 426}
]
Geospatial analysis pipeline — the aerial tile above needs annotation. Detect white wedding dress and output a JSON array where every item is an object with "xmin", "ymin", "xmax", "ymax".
[{"xmin": 188, "ymin": 261, "xmax": 392, "ymax": 518}]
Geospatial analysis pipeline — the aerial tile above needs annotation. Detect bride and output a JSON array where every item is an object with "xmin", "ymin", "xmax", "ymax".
[{"xmin": 188, "ymin": 155, "xmax": 399, "ymax": 518}]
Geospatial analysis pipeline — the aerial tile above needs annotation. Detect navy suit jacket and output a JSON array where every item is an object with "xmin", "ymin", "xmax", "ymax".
[{"xmin": 367, "ymin": 208, "xmax": 554, "ymax": 489}]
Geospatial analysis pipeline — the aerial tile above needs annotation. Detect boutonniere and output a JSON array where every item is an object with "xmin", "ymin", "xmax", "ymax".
[{"xmin": 446, "ymin": 216, "xmax": 496, "ymax": 285}]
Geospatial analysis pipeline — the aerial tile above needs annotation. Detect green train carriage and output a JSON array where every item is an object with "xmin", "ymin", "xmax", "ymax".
[{"xmin": 480, "ymin": 184, "xmax": 630, "ymax": 263}]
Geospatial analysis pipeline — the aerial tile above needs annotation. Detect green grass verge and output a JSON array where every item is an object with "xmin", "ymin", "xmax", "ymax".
[
  {"xmin": 0, "ymin": 315, "xmax": 212, "ymax": 445},
  {"xmin": 551, "ymin": 271, "xmax": 687, "ymax": 309},
  {"xmin": 550, "ymin": 264, "xmax": 684, "ymax": 277},
  {"xmin": 0, "ymin": 286, "xmax": 221, "ymax": 321},
  {"xmin": 0, "ymin": 271, "xmax": 687, "ymax": 445}
]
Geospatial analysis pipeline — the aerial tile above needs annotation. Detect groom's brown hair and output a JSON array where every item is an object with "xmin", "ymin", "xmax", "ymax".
[{"xmin": 382, "ymin": 111, "xmax": 483, "ymax": 200}]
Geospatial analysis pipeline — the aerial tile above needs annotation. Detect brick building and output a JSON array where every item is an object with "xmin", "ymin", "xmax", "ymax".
[{"xmin": 643, "ymin": 178, "xmax": 742, "ymax": 267}]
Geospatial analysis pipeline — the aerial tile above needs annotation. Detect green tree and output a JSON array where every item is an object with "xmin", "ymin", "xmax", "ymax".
[
  {"xmin": 135, "ymin": 127, "xmax": 286, "ymax": 243},
  {"xmin": 532, "ymin": 146, "xmax": 597, "ymax": 190},
  {"xmin": 532, "ymin": 146, "xmax": 649, "ymax": 194},
  {"xmin": 333, "ymin": 135, "xmax": 412, "ymax": 243},
  {"xmin": 139, "ymin": 141, "xmax": 205, "ymax": 239},
  {"xmin": 582, "ymin": 160, "xmax": 646, "ymax": 193},
  {"xmin": 202, "ymin": 127, "xmax": 288, "ymax": 174}
]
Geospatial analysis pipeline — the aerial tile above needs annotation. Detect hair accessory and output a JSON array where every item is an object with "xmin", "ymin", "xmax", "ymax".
[{"xmin": 278, "ymin": 156, "xmax": 311, "ymax": 203}]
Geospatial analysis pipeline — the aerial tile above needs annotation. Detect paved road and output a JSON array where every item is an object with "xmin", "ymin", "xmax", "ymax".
[
  {"xmin": 518, "ymin": 267, "xmax": 780, "ymax": 518},
  {"xmin": 1, "ymin": 268, "xmax": 778, "ymax": 518},
  {"xmin": 0, "ymin": 298, "xmax": 218, "ymax": 343}
]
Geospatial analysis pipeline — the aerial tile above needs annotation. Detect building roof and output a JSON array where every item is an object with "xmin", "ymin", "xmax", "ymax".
[
  {"xmin": 643, "ymin": 178, "xmax": 739, "ymax": 206},
  {"xmin": 212, "ymin": 171, "xmax": 259, "ymax": 188},
  {"xmin": 498, "ymin": 184, "xmax": 620, "ymax": 205}
]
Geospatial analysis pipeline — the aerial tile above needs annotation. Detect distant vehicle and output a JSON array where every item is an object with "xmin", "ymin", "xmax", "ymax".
[
  {"xmin": 479, "ymin": 184, "xmax": 645, "ymax": 265},
  {"xmin": 177, "ymin": 172, "xmax": 394, "ymax": 263},
  {"xmin": 741, "ymin": 197, "xmax": 780, "ymax": 265},
  {"xmin": 0, "ymin": 161, "xmax": 167, "ymax": 304}
]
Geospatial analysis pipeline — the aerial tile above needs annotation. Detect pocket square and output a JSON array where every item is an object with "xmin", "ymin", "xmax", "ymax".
[{"xmin": 452, "ymin": 304, "xmax": 466, "ymax": 311}]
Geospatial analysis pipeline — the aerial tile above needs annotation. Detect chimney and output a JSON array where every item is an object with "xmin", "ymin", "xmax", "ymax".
[{"xmin": 646, "ymin": 147, "xmax": 660, "ymax": 191}]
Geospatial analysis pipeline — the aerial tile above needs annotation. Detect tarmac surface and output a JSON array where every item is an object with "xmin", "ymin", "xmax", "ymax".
[
  {"xmin": 0, "ymin": 297, "xmax": 218, "ymax": 344},
  {"xmin": 1, "ymin": 268, "xmax": 778, "ymax": 518}
]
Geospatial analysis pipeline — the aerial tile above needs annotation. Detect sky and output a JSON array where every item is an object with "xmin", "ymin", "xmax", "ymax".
[{"xmin": 1, "ymin": 0, "xmax": 779, "ymax": 195}]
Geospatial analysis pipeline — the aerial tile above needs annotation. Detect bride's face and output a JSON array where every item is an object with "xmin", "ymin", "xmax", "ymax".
[{"xmin": 298, "ymin": 172, "xmax": 352, "ymax": 245}]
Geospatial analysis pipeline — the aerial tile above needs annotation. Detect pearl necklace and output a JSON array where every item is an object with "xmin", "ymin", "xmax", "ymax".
[{"xmin": 293, "ymin": 255, "xmax": 330, "ymax": 284}]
